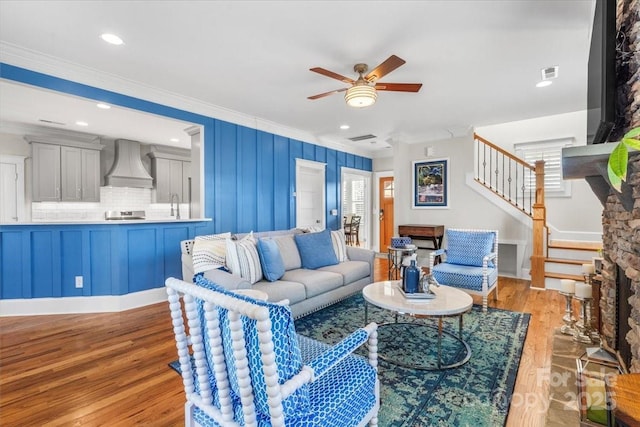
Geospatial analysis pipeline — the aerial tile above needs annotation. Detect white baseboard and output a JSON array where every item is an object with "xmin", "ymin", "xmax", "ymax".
[{"xmin": 0, "ymin": 287, "xmax": 167, "ymax": 316}]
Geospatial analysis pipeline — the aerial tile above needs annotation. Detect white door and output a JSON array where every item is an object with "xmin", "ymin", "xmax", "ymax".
[
  {"xmin": 341, "ymin": 167, "xmax": 372, "ymax": 249},
  {"xmin": 0, "ymin": 155, "xmax": 26, "ymax": 223},
  {"xmin": 295, "ymin": 159, "xmax": 325, "ymax": 229}
]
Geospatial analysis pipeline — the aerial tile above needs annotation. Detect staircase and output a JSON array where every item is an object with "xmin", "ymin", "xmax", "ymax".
[{"xmin": 473, "ymin": 133, "xmax": 602, "ymax": 289}]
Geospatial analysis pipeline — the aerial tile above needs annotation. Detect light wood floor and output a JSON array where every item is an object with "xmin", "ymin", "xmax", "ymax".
[{"xmin": 0, "ymin": 257, "xmax": 564, "ymax": 426}]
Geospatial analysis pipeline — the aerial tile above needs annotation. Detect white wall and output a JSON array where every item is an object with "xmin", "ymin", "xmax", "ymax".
[{"xmin": 476, "ymin": 110, "xmax": 603, "ymax": 236}]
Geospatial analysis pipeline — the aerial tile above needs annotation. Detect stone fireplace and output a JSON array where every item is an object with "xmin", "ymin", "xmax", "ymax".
[{"xmin": 595, "ymin": 0, "xmax": 640, "ymax": 373}]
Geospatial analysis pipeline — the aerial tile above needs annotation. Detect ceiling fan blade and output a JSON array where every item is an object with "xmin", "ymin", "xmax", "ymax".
[
  {"xmin": 365, "ymin": 55, "xmax": 406, "ymax": 82},
  {"xmin": 375, "ymin": 83, "xmax": 423, "ymax": 92},
  {"xmin": 309, "ymin": 67, "xmax": 355, "ymax": 84},
  {"xmin": 307, "ymin": 87, "xmax": 348, "ymax": 100}
]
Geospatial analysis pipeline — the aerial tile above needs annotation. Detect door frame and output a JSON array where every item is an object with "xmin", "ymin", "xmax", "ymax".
[
  {"xmin": 340, "ymin": 167, "xmax": 372, "ymax": 249},
  {"xmin": 295, "ymin": 158, "xmax": 326, "ymax": 229},
  {"xmin": 373, "ymin": 170, "xmax": 394, "ymax": 253},
  {"xmin": 0, "ymin": 155, "xmax": 26, "ymax": 222}
]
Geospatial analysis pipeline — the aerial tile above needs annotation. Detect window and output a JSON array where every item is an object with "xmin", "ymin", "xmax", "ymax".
[{"xmin": 515, "ymin": 137, "xmax": 574, "ymax": 197}]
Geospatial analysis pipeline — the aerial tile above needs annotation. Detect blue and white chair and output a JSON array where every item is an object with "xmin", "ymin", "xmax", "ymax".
[
  {"xmin": 166, "ymin": 276, "xmax": 379, "ymax": 426},
  {"xmin": 428, "ymin": 228, "xmax": 498, "ymax": 312}
]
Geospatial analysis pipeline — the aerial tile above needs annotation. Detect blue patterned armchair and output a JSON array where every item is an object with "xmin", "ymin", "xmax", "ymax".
[
  {"xmin": 428, "ymin": 228, "xmax": 498, "ymax": 312},
  {"xmin": 166, "ymin": 276, "xmax": 379, "ymax": 426}
]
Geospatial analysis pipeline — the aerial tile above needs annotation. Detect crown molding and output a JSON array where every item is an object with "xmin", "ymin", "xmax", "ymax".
[{"xmin": 0, "ymin": 42, "xmax": 372, "ymax": 158}]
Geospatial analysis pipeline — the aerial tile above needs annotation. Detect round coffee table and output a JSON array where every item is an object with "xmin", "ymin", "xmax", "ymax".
[{"xmin": 362, "ymin": 280, "xmax": 473, "ymax": 370}]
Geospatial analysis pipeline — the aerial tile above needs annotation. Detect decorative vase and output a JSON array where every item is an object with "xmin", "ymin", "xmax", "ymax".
[{"xmin": 403, "ymin": 259, "xmax": 420, "ymax": 293}]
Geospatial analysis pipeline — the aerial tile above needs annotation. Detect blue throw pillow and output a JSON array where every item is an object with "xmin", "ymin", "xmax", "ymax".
[
  {"xmin": 445, "ymin": 230, "xmax": 496, "ymax": 267},
  {"xmin": 294, "ymin": 229, "xmax": 339, "ymax": 269},
  {"xmin": 257, "ymin": 238, "xmax": 285, "ymax": 282}
]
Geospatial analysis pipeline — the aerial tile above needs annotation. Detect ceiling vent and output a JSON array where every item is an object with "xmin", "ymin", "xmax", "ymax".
[
  {"xmin": 541, "ymin": 66, "xmax": 559, "ymax": 80},
  {"xmin": 348, "ymin": 134, "xmax": 377, "ymax": 142}
]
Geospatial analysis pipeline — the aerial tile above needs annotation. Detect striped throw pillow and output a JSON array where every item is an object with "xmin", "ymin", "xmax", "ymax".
[
  {"xmin": 192, "ymin": 232, "xmax": 231, "ymax": 274},
  {"xmin": 226, "ymin": 232, "xmax": 263, "ymax": 284},
  {"xmin": 331, "ymin": 229, "xmax": 348, "ymax": 262}
]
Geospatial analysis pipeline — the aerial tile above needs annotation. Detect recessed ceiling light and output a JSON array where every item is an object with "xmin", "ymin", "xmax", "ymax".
[
  {"xmin": 96, "ymin": 103, "xmax": 111, "ymax": 109},
  {"xmin": 536, "ymin": 80, "xmax": 553, "ymax": 88},
  {"xmin": 170, "ymin": 138, "xmax": 180, "ymax": 143},
  {"xmin": 340, "ymin": 124, "xmax": 350, "ymax": 130},
  {"xmin": 76, "ymin": 121, "xmax": 89, "ymax": 127},
  {"xmin": 100, "ymin": 33, "xmax": 124, "ymax": 45}
]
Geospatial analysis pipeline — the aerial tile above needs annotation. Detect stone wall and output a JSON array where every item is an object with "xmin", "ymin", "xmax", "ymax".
[{"xmin": 599, "ymin": 0, "xmax": 640, "ymax": 373}]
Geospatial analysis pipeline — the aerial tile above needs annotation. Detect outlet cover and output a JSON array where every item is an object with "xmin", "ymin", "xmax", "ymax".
[{"xmin": 75, "ymin": 276, "xmax": 83, "ymax": 288}]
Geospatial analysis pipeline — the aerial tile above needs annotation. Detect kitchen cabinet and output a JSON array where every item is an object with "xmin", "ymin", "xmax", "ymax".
[
  {"xmin": 29, "ymin": 137, "xmax": 104, "ymax": 202},
  {"xmin": 148, "ymin": 149, "xmax": 191, "ymax": 203}
]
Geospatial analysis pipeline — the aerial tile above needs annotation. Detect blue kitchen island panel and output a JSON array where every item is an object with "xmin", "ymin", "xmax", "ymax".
[{"xmin": 0, "ymin": 220, "xmax": 211, "ymax": 300}]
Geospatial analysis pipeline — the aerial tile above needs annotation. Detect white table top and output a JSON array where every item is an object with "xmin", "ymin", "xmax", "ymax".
[{"xmin": 362, "ymin": 280, "xmax": 473, "ymax": 316}]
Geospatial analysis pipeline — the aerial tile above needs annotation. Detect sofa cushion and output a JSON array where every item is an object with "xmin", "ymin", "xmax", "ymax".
[
  {"xmin": 445, "ymin": 229, "xmax": 496, "ymax": 267},
  {"xmin": 294, "ymin": 229, "xmax": 339, "ymax": 269},
  {"xmin": 226, "ymin": 233, "xmax": 263, "ymax": 284},
  {"xmin": 330, "ymin": 229, "xmax": 348, "ymax": 262},
  {"xmin": 191, "ymin": 232, "xmax": 231, "ymax": 273},
  {"xmin": 432, "ymin": 262, "xmax": 498, "ymax": 292},
  {"xmin": 252, "ymin": 280, "xmax": 307, "ymax": 305},
  {"xmin": 318, "ymin": 260, "xmax": 370, "ymax": 285},
  {"xmin": 282, "ymin": 269, "xmax": 343, "ymax": 298},
  {"xmin": 273, "ymin": 234, "xmax": 302, "ymax": 271},
  {"xmin": 256, "ymin": 238, "xmax": 285, "ymax": 282}
]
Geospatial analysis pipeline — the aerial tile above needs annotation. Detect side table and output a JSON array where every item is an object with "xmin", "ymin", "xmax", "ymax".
[{"xmin": 387, "ymin": 246, "xmax": 417, "ymax": 280}]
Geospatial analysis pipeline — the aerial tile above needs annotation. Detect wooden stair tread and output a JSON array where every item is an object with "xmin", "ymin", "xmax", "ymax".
[
  {"xmin": 548, "ymin": 240, "xmax": 602, "ymax": 251},
  {"xmin": 545, "ymin": 257, "xmax": 589, "ymax": 265},
  {"xmin": 544, "ymin": 271, "xmax": 585, "ymax": 281}
]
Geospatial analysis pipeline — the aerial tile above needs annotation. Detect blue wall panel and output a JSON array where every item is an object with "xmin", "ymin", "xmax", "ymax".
[
  {"xmin": 257, "ymin": 131, "xmax": 275, "ymax": 232},
  {"xmin": 163, "ymin": 226, "xmax": 190, "ymax": 280},
  {"xmin": 237, "ymin": 126, "xmax": 258, "ymax": 232},
  {"xmin": 273, "ymin": 135, "xmax": 290, "ymax": 230},
  {"xmin": 127, "ymin": 228, "xmax": 156, "ymax": 293},
  {"xmin": 0, "ymin": 231, "xmax": 23, "ymax": 299},
  {"xmin": 214, "ymin": 121, "xmax": 238, "ymax": 233},
  {"xmin": 61, "ymin": 231, "xmax": 82, "ymax": 297},
  {"xmin": 326, "ymin": 149, "xmax": 339, "ymax": 230},
  {"xmin": 90, "ymin": 230, "xmax": 112, "ymax": 296},
  {"xmin": 31, "ymin": 231, "xmax": 56, "ymax": 298}
]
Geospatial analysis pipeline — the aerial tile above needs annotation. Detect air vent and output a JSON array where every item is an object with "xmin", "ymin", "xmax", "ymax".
[
  {"xmin": 39, "ymin": 119, "xmax": 66, "ymax": 125},
  {"xmin": 348, "ymin": 134, "xmax": 377, "ymax": 142},
  {"xmin": 541, "ymin": 66, "xmax": 559, "ymax": 80}
]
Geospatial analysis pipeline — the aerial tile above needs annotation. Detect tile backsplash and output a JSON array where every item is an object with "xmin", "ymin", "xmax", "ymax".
[{"xmin": 32, "ymin": 186, "xmax": 188, "ymax": 221}]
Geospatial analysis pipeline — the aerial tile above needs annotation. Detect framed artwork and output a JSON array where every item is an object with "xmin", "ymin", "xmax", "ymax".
[{"xmin": 412, "ymin": 158, "xmax": 449, "ymax": 209}]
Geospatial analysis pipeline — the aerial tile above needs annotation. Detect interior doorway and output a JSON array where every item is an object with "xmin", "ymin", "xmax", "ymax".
[
  {"xmin": 295, "ymin": 158, "xmax": 326, "ymax": 229},
  {"xmin": 341, "ymin": 167, "xmax": 371, "ymax": 249},
  {"xmin": 0, "ymin": 155, "xmax": 25, "ymax": 222},
  {"xmin": 378, "ymin": 175, "xmax": 394, "ymax": 252}
]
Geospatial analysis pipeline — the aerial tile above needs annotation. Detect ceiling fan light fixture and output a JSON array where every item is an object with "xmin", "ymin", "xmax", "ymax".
[{"xmin": 345, "ymin": 85, "xmax": 377, "ymax": 108}]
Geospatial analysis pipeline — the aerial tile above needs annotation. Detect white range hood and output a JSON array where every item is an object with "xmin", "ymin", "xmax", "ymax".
[{"xmin": 104, "ymin": 139, "xmax": 153, "ymax": 188}]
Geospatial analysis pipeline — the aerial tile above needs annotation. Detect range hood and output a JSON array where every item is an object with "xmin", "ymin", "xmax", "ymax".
[{"xmin": 104, "ymin": 139, "xmax": 153, "ymax": 188}]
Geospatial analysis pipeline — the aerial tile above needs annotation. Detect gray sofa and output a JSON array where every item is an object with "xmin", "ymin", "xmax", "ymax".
[{"xmin": 180, "ymin": 229, "xmax": 375, "ymax": 318}]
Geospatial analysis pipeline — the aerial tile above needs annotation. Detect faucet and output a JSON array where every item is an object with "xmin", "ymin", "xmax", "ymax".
[{"xmin": 170, "ymin": 193, "xmax": 181, "ymax": 219}]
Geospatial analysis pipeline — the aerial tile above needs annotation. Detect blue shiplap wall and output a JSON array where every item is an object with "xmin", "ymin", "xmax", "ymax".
[{"xmin": 0, "ymin": 64, "xmax": 372, "ymax": 299}]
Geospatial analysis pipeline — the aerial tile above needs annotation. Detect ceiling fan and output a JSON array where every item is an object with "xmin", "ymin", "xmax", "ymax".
[{"xmin": 308, "ymin": 55, "xmax": 422, "ymax": 108}]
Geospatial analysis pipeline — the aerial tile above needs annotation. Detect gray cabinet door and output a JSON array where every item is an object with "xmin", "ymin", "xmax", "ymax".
[
  {"xmin": 61, "ymin": 146, "xmax": 82, "ymax": 201},
  {"xmin": 154, "ymin": 158, "xmax": 185, "ymax": 203},
  {"xmin": 32, "ymin": 143, "xmax": 61, "ymax": 202},
  {"xmin": 81, "ymin": 149, "xmax": 101, "ymax": 201}
]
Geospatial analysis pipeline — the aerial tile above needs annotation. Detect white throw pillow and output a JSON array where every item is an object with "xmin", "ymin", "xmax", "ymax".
[
  {"xmin": 192, "ymin": 232, "xmax": 232, "ymax": 274},
  {"xmin": 331, "ymin": 229, "xmax": 348, "ymax": 262}
]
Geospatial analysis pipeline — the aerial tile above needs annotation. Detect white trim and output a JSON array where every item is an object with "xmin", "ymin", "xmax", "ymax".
[
  {"xmin": 0, "ymin": 154, "xmax": 26, "ymax": 222},
  {"xmin": 340, "ymin": 167, "xmax": 372, "ymax": 249},
  {"xmin": 0, "ymin": 287, "xmax": 167, "ymax": 316}
]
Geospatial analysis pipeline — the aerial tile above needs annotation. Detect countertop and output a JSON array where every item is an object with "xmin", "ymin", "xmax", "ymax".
[{"xmin": 1, "ymin": 218, "xmax": 212, "ymax": 226}]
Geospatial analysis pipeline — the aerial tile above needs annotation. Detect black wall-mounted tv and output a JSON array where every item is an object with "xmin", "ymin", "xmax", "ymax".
[{"xmin": 586, "ymin": 0, "xmax": 617, "ymax": 145}]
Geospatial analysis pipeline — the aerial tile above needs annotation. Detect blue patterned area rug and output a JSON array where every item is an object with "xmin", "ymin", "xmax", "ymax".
[
  {"xmin": 169, "ymin": 293, "xmax": 529, "ymax": 426},
  {"xmin": 294, "ymin": 294, "xmax": 530, "ymax": 427}
]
